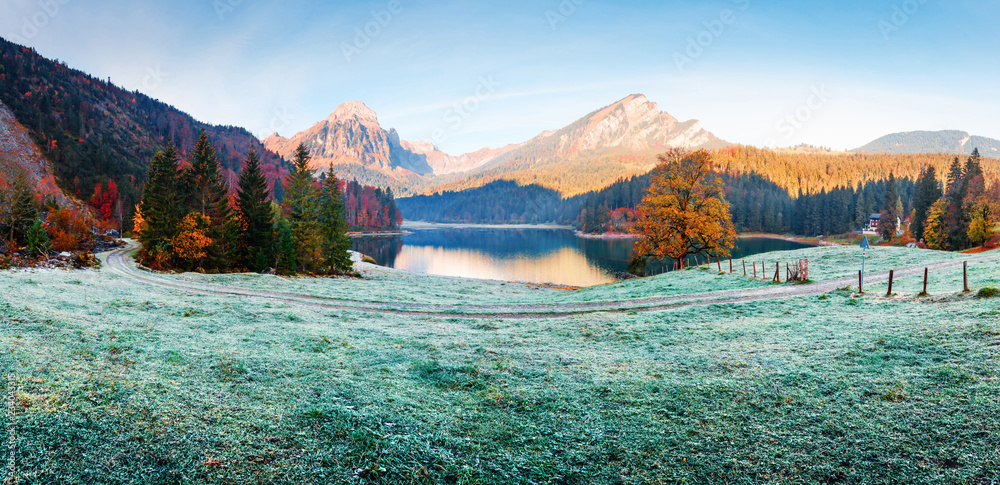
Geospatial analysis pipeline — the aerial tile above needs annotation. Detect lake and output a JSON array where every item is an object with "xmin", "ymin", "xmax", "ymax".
[{"xmin": 352, "ymin": 224, "xmax": 815, "ymax": 287}]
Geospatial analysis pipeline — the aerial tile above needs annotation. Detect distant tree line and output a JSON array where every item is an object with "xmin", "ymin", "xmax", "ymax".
[
  {"xmin": 136, "ymin": 135, "xmax": 354, "ymax": 275},
  {"xmin": 397, "ymin": 180, "xmax": 584, "ymax": 225}
]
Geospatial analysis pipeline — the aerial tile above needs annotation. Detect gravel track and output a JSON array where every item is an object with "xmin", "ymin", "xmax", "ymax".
[{"xmin": 105, "ymin": 243, "xmax": 999, "ymax": 320}]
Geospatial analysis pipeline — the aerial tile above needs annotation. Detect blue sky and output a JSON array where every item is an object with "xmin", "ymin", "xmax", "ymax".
[{"xmin": 2, "ymin": 0, "xmax": 999, "ymax": 154}]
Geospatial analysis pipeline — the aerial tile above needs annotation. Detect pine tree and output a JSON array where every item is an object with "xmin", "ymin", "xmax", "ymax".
[
  {"xmin": 26, "ymin": 218, "xmax": 49, "ymax": 258},
  {"xmin": 282, "ymin": 144, "xmax": 322, "ymax": 272},
  {"xmin": 6, "ymin": 171, "xmax": 38, "ymax": 245},
  {"xmin": 183, "ymin": 131, "xmax": 233, "ymax": 269},
  {"xmin": 274, "ymin": 218, "xmax": 297, "ymax": 275},
  {"xmin": 236, "ymin": 150, "xmax": 275, "ymax": 272},
  {"xmin": 137, "ymin": 143, "xmax": 182, "ymax": 262},
  {"xmin": 319, "ymin": 174, "xmax": 353, "ymax": 273},
  {"xmin": 880, "ymin": 173, "xmax": 899, "ymax": 241},
  {"xmin": 911, "ymin": 166, "xmax": 942, "ymax": 241}
]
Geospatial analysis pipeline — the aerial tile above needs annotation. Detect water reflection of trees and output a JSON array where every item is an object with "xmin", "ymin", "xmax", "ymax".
[
  {"xmin": 400, "ymin": 228, "xmax": 571, "ymax": 258},
  {"xmin": 351, "ymin": 237, "xmax": 403, "ymax": 266},
  {"xmin": 352, "ymin": 230, "xmax": 814, "ymax": 280}
]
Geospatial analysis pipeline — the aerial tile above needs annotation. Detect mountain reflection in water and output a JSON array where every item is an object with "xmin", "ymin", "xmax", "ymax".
[{"xmin": 352, "ymin": 225, "xmax": 813, "ymax": 287}]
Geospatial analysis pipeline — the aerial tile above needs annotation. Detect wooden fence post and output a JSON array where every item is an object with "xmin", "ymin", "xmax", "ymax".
[
  {"xmin": 859, "ymin": 270, "xmax": 863, "ymax": 293},
  {"xmin": 743, "ymin": 260, "xmax": 746, "ymax": 276},
  {"xmin": 753, "ymin": 262, "xmax": 757, "ymax": 278},
  {"xmin": 717, "ymin": 255, "xmax": 722, "ymax": 272},
  {"xmin": 886, "ymin": 270, "xmax": 894, "ymax": 297},
  {"xmin": 922, "ymin": 268, "xmax": 928, "ymax": 295},
  {"xmin": 964, "ymin": 261, "xmax": 969, "ymax": 292},
  {"xmin": 730, "ymin": 258, "xmax": 733, "ymax": 273}
]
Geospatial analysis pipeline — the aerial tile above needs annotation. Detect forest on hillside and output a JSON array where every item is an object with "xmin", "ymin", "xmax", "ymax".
[{"xmin": 0, "ymin": 37, "xmax": 288, "ymax": 231}]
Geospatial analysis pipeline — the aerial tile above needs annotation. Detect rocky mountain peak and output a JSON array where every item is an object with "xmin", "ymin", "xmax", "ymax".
[{"xmin": 328, "ymin": 101, "xmax": 379, "ymax": 124}]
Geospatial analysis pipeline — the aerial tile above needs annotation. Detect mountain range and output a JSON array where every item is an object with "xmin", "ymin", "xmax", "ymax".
[
  {"xmin": 851, "ymin": 130, "xmax": 1000, "ymax": 156},
  {"xmin": 264, "ymin": 94, "xmax": 727, "ymax": 197}
]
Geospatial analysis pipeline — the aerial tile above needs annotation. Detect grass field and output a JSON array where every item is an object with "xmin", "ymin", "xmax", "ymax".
[{"xmin": 2, "ymin": 246, "xmax": 1000, "ymax": 484}]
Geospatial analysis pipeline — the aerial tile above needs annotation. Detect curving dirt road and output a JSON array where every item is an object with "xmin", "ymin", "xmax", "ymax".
[{"xmin": 105, "ymin": 243, "xmax": 999, "ymax": 320}]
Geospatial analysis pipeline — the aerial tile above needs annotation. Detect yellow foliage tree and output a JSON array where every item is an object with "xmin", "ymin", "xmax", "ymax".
[
  {"xmin": 967, "ymin": 198, "xmax": 999, "ymax": 246},
  {"xmin": 631, "ymin": 149, "xmax": 736, "ymax": 270},
  {"xmin": 172, "ymin": 213, "xmax": 212, "ymax": 264},
  {"xmin": 923, "ymin": 200, "xmax": 948, "ymax": 250},
  {"xmin": 131, "ymin": 204, "xmax": 146, "ymax": 236}
]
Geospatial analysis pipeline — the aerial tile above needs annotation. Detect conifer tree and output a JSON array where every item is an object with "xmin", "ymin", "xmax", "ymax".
[
  {"xmin": 137, "ymin": 143, "xmax": 182, "ymax": 262},
  {"xmin": 183, "ymin": 131, "xmax": 232, "ymax": 269},
  {"xmin": 911, "ymin": 166, "xmax": 942, "ymax": 241},
  {"xmin": 282, "ymin": 144, "xmax": 322, "ymax": 272},
  {"xmin": 274, "ymin": 218, "xmax": 297, "ymax": 275},
  {"xmin": 319, "ymin": 174, "xmax": 353, "ymax": 273},
  {"xmin": 880, "ymin": 173, "xmax": 899, "ymax": 241},
  {"xmin": 236, "ymin": 150, "xmax": 275, "ymax": 272},
  {"xmin": 5, "ymin": 171, "xmax": 38, "ymax": 245}
]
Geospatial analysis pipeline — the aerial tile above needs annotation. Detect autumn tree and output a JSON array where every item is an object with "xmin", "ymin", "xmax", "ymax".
[
  {"xmin": 171, "ymin": 213, "xmax": 212, "ymax": 268},
  {"xmin": 967, "ymin": 199, "xmax": 998, "ymax": 247},
  {"xmin": 630, "ymin": 150, "xmax": 736, "ymax": 272},
  {"xmin": 924, "ymin": 200, "xmax": 949, "ymax": 250},
  {"xmin": 89, "ymin": 179, "xmax": 118, "ymax": 226},
  {"xmin": 236, "ymin": 150, "xmax": 275, "ymax": 272}
]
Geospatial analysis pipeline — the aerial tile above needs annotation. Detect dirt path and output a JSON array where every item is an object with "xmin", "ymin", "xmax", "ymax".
[{"xmin": 105, "ymin": 243, "xmax": 999, "ymax": 319}]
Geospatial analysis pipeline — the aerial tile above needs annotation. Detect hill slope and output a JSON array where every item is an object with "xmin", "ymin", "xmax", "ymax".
[
  {"xmin": 0, "ymin": 36, "xmax": 289, "ymax": 226},
  {"xmin": 0, "ymin": 99, "xmax": 77, "ymax": 208},
  {"xmin": 852, "ymin": 130, "xmax": 1000, "ymax": 156}
]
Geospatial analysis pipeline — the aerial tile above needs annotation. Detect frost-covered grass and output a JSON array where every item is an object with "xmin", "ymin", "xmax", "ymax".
[{"xmin": 1, "ymin": 246, "xmax": 1000, "ymax": 483}]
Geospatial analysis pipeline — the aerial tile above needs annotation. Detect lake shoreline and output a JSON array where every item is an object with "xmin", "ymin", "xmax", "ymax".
[{"xmin": 402, "ymin": 221, "xmax": 574, "ymax": 230}]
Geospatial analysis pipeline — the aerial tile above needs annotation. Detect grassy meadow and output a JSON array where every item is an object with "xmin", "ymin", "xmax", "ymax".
[{"xmin": 1, "ymin": 246, "xmax": 999, "ymax": 484}]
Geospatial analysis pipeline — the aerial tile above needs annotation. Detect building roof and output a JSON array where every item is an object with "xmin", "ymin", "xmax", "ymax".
[{"xmin": 870, "ymin": 213, "xmax": 881, "ymax": 219}]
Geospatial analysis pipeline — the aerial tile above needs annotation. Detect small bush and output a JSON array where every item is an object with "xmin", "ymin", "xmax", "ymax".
[
  {"xmin": 882, "ymin": 384, "xmax": 907, "ymax": 402},
  {"xmin": 362, "ymin": 255, "xmax": 376, "ymax": 264},
  {"xmin": 977, "ymin": 287, "xmax": 1000, "ymax": 299}
]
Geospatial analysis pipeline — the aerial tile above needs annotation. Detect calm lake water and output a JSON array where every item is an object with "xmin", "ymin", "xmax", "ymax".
[{"xmin": 352, "ymin": 224, "xmax": 814, "ymax": 287}]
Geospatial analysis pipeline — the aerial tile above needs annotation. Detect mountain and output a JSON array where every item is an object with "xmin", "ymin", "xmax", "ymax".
[
  {"xmin": 272, "ymin": 94, "xmax": 727, "ymax": 198},
  {"xmin": 851, "ymin": 130, "xmax": 1000, "ymax": 156},
  {"xmin": 263, "ymin": 101, "xmax": 512, "ymax": 195},
  {"xmin": 0, "ymin": 36, "xmax": 289, "ymax": 228},
  {"xmin": 431, "ymin": 94, "xmax": 728, "ymax": 196}
]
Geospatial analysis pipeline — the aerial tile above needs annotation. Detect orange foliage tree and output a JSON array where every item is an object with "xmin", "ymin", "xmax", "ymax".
[
  {"xmin": 631, "ymin": 150, "xmax": 737, "ymax": 270},
  {"xmin": 171, "ymin": 213, "xmax": 212, "ymax": 266},
  {"xmin": 46, "ymin": 207, "xmax": 92, "ymax": 252}
]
